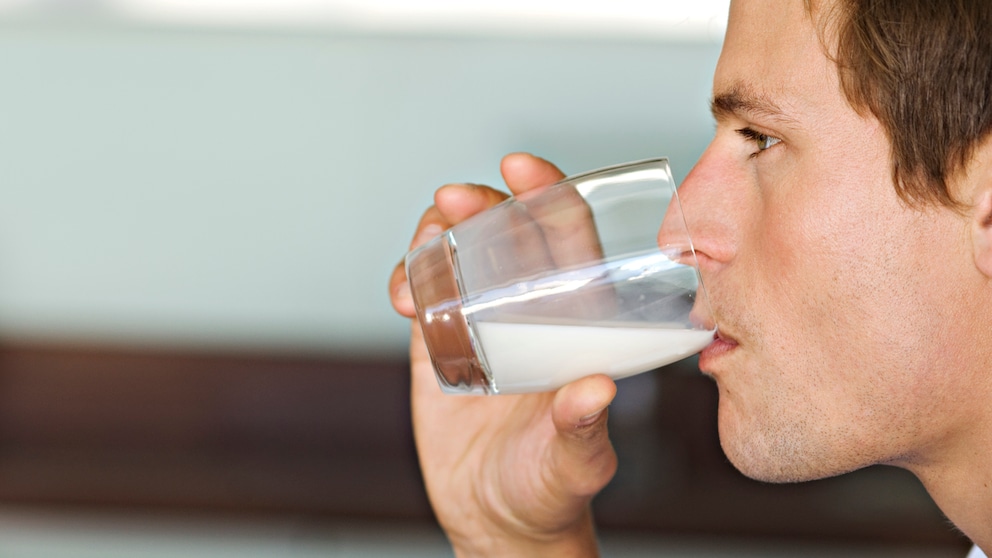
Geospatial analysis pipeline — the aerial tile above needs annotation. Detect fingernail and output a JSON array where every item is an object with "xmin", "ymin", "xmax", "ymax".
[{"xmin": 577, "ymin": 407, "xmax": 606, "ymax": 428}]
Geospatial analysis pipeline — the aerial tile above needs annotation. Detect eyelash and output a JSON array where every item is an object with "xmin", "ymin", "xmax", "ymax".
[{"xmin": 736, "ymin": 127, "xmax": 781, "ymax": 157}]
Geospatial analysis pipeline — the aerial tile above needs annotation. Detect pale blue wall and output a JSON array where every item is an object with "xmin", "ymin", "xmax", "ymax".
[{"xmin": 0, "ymin": 20, "xmax": 722, "ymax": 355}]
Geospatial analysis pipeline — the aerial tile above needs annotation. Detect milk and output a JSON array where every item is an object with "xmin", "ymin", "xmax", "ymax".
[{"xmin": 473, "ymin": 321, "xmax": 714, "ymax": 394}]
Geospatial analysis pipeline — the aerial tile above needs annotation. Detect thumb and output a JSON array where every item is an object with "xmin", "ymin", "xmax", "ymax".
[
  {"xmin": 500, "ymin": 153, "xmax": 567, "ymax": 196},
  {"xmin": 549, "ymin": 374, "xmax": 619, "ymax": 497}
]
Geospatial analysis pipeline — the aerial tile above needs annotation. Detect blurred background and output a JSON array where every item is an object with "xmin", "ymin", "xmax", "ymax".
[{"xmin": 0, "ymin": 0, "xmax": 972, "ymax": 556}]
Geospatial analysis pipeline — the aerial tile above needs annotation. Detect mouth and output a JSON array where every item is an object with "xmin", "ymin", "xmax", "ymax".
[{"xmin": 698, "ymin": 329, "xmax": 738, "ymax": 373}]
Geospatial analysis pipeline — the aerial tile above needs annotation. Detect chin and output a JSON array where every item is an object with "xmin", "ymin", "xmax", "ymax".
[
  {"xmin": 716, "ymin": 407, "xmax": 847, "ymax": 485},
  {"xmin": 723, "ymin": 449, "xmax": 815, "ymax": 484},
  {"xmin": 719, "ymin": 439, "xmax": 798, "ymax": 483}
]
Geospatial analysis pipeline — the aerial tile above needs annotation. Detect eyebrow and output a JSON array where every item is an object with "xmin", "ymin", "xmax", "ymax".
[{"xmin": 710, "ymin": 83, "xmax": 797, "ymax": 126}]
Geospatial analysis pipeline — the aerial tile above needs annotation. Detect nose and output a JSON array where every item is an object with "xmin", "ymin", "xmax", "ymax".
[{"xmin": 658, "ymin": 144, "xmax": 739, "ymax": 272}]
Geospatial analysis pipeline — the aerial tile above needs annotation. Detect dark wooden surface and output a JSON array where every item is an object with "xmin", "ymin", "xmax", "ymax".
[{"xmin": 0, "ymin": 341, "xmax": 970, "ymax": 550}]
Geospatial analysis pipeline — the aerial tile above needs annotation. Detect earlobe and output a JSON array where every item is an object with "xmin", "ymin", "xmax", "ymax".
[{"xmin": 974, "ymin": 188, "xmax": 992, "ymax": 278}]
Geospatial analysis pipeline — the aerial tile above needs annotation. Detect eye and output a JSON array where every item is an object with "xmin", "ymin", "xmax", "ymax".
[{"xmin": 736, "ymin": 127, "xmax": 781, "ymax": 157}]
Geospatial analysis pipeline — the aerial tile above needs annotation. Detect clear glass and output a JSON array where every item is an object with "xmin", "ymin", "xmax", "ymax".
[{"xmin": 406, "ymin": 158, "xmax": 714, "ymax": 395}]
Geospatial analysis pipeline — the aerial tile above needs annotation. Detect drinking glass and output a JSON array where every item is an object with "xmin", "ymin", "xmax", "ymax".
[{"xmin": 406, "ymin": 158, "xmax": 714, "ymax": 395}]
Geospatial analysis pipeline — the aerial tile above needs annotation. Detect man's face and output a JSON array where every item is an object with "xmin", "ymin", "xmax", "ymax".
[{"xmin": 680, "ymin": 0, "xmax": 981, "ymax": 482}]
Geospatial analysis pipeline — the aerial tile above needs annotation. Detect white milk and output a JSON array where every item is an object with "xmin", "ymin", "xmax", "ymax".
[{"xmin": 473, "ymin": 321, "xmax": 714, "ymax": 394}]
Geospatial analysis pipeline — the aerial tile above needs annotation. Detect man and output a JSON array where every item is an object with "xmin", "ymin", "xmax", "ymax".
[{"xmin": 389, "ymin": 0, "xmax": 992, "ymax": 556}]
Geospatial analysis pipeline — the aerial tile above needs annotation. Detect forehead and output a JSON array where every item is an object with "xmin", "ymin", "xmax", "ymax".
[{"xmin": 714, "ymin": 0, "xmax": 840, "ymax": 124}]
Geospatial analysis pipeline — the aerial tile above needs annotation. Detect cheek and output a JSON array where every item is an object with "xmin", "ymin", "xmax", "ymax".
[
  {"xmin": 740, "ymin": 190, "xmax": 829, "ymax": 343},
  {"xmin": 754, "ymin": 167, "xmax": 953, "ymax": 394},
  {"xmin": 741, "ymin": 164, "xmax": 895, "ymax": 375}
]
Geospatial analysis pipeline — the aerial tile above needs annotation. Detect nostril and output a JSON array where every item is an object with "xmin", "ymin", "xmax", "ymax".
[{"xmin": 687, "ymin": 248, "xmax": 723, "ymax": 272}]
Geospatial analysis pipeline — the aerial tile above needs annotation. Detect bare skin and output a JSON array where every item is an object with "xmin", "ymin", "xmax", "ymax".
[
  {"xmin": 390, "ymin": 0, "xmax": 992, "ymax": 554},
  {"xmin": 389, "ymin": 153, "xmax": 615, "ymax": 556},
  {"xmin": 681, "ymin": 1, "xmax": 992, "ymax": 550}
]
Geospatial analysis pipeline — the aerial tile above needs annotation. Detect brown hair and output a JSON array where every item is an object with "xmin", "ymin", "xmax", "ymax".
[{"xmin": 815, "ymin": 0, "xmax": 992, "ymax": 208}]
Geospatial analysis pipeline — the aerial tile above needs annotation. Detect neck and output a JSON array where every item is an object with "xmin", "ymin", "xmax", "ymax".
[
  {"xmin": 907, "ymin": 405, "xmax": 992, "ymax": 552},
  {"xmin": 906, "ymin": 274, "xmax": 992, "ymax": 550}
]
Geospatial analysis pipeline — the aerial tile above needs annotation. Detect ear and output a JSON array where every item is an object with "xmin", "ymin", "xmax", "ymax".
[{"xmin": 974, "ymin": 187, "xmax": 992, "ymax": 278}]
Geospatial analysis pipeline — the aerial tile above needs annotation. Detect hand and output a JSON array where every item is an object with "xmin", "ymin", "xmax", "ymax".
[{"xmin": 389, "ymin": 153, "xmax": 619, "ymax": 557}]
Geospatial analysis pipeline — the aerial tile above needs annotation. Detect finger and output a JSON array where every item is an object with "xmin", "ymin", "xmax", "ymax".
[
  {"xmin": 398, "ymin": 156, "xmax": 561, "ymax": 321},
  {"xmin": 503, "ymin": 154, "xmax": 609, "ymax": 322},
  {"xmin": 391, "ymin": 183, "xmax": 509, "ymax": 317},
  {"xmin": 526, "ymin": 187, "xmax": 602, "ymax": 269},
  {"xmin": 434, "ymin": 183, "xmax": 509, "ymax": 224},
  {"xmin": 389, "ymin": 261, "xmax": 416, "ymax": 317},
  {"xmin": 501, "ymin": 153, "xmax": 601, "ymax": 269},
  {"xmin": 501, "ymin": 154, "xmax": 588, "ymax": 276},
  {"xmin": 388, "ymin": 205, "xmax": 446, "ymax": 317},
  {"xmin": 410, "ymin": 206, "xmax": 448, "ymax": 251},
  {"xmin": 549, "ymin": 374, "xmax": 619, "ymax": 497},
  {"xmin": 501, "ymin": 152, "xmax": 567, "ymax": 196},
  {"xmin": 434, "ymin": 181, "xmax": 558, "ymax": 290}
]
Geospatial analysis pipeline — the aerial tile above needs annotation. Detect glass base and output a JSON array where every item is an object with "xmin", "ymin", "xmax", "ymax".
[{"xmin": 406, "ymin": 232, "xmax": 494, "ymax": 395}]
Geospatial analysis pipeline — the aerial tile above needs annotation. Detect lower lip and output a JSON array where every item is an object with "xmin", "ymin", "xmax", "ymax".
[{"xmin": 698, "ymin": 334, "xmax": 738, "ymax": 371}]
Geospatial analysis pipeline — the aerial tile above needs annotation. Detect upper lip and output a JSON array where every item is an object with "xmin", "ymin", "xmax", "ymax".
[
  {"xmin": 714, "ymin": 329, "xmax": 737, "ymax": 345},
  {"xmin": 698, "ymin": 325, "xmax": 738, "ymax": 376}
]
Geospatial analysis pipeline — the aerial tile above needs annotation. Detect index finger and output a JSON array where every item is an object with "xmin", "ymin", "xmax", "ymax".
[
  {"xmin": 500, "ymin": 153, "xmax": 567, "ymax": 196},
  {"xmin": 502, "ymin": 153, "xmax": 603, "ymax": 269}
]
